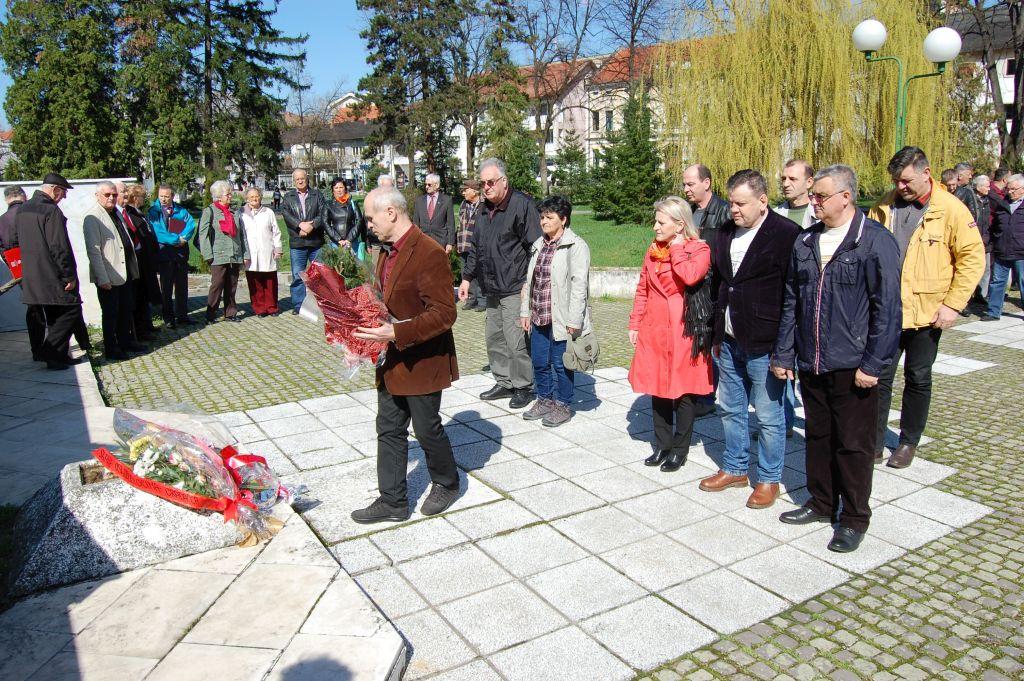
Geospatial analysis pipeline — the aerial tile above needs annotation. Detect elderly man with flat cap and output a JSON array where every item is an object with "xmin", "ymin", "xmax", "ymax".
[
  {"xmin": 456, "ymin": 178, "xmax": 486, "ymax": 311},
  {"xmin": 16, "ymin": 173, "xmax": 83, "ymax": 370}
]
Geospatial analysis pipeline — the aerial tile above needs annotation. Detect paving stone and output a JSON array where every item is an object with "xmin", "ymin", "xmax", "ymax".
[
  {"xmin": 0, "ymin": 628, "xmax": 73, "ymax": 681},
  {"xmin": 369, "ymin": 517, "xmax": 469, "ymax": 563},
  {"xmin": 450, "ymin": 440, "xmax": 519, "ymax": 470},
  {"xmin": 581, "ymin": 434, "xmax": 658, "ymax": 464},
  {"xmin": 614, "ymin": 488, "xmax": 717, "ymax": 533},
  {"xmin": 299, "ymin": 393, "xmax": 359, "ymax": 412},
  {"xmin": 427, "ymin": 660, "xmax": 503, "ymax": 680},
  {"xmin": 572, "ymin": 465, "xmax": 665, "ymax": 502},
  {"xmin": 467, "ymin": 413, "xmax": 543, "ymax": 438},
  {"xmin": 552, "ymin": 505, "xmax": 657, "ymax": 553},
  {"xmin": 669, "ymin": 515, "xmax": 780, "ymax": 566},
  {"xmin": 246, "ymin": 402, "xmax": 308, "ymax": 422},
  {"xmin": 320, "ymin": 403, "xmax": 378, "ymax": 426},
  {"xmin": 398, "ymin": 544, "xmax": 511, "ymax": 605},
  {"xmin": 147, "ymin": 643, "xmax": 276, "ymax": 681},
  {"xmin": 601, "ymin": 534, "xmax": 717, "ymax": 591},
  {"xmin": 510, "ymin": 479, "xmax": 604, "ymax": 520},
  {"xmin": 395, "ymin": 609, "xmax": 476, "ymax": 679},
  {"xmin": 354, "ymin": 567, "xmax": 428, "ymax": 618},
  {"xmin": 490, "ymin": 626, "xmax": 633, "ymax": 681},
  {"xmin": 271, "ymin": 428, "xmax": 346, "ymax": 454},
  {"xmin": 470, "ymin": 457, "xmax": 560, "ymax": 492},
  {"xmin": 440, "ymin": 582, "xmax": 568, "ymax": 654},
  {"xmin": 791, "ymin": 527, "xmax": 906, "ymax": 573},
  {"xmin": 266, "ymin": 630, "xmax": 406, "ymax": 681},
  {"xmin": 546, "ymin": 419, "xmax": 627, "ymax": 446},
  {"xmin": 29, "ymin": 651, "xmax": 157, "ymax": 681},
  {"xmin": 478, "ymin": 523, "xmax": 588, "ymax": 577},
  {"xmin": 443, "ymin": 401, "xmax": 509, "ymax": 423},
  {"xmin": 532, "ymin": 446, "xmax": 618, "ymax": 478},
  {"xmin": 185, "ymin": 563, "xmax": 336, "ymax": 648},
  {"xmin": 499, "ymin": 429, "xmax": 575, "ymax": 456},
  {"xmin": 663, "ymin": 569, "xmax": 789, "ymax": 634},
  {"xmin": 258, "ymin": 413, "xmax": 324, "ymax": 439},
  {"xmin": 725, "ymin": 499, "xmax": 825, "ymax": 542},
  {"xmin": 527, "ymin": 556, "xmax": 646, "ymax": 620},
  {"xmin": 287, "ymin": 443, "xmax": 364, "ymax": 469},
  {"xmin": 216, "ymin": 410, "xmax": 253, "ymax": 427},
  {"xmin": 870, "ymin": 469, "xmax": 926, "ymax": 503},
  {"xmin": 867, "ymin": 505, "xmax": 957, "ymax": 550},
  {"xmin": 161, "ymin": 543, "xmax": 264, "ymax": 574},
  {"xmin": 892, "ymin": 488, "xmax": 991, "ymax": 527},
  {"xmin": 446, "ymin": 499, "xmax": 539, "ymax": 540},
  {"xmin": 675, "ymin": 480, "xmax": 756, "ymax": 513},
  {"xmin": 330, "ymin": 537, "xmax": 391, "ymax": 575},
  {"xmin": 731, "ymin": 545, "xmax": 851, "ymax": 603},
  {"xmin": 256, "ymin": 517, "xmax": 338, "ymax": 567}
]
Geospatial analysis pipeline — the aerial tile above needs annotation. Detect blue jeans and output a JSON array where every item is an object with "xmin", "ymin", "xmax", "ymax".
[
  {"xmin": 290, "ymin": 246, "xmax": 322, "ymax": 309},
  {"xmin": 718, "ymin": 337, "xmax": 787, "ymax": 483},
  {"xmin": 530, "ymin": 324, "xmax": 574, "ymax": 405},
  {"xmin": 986, "ymin": 257, "xmax": 1024, "ymax": 318}
]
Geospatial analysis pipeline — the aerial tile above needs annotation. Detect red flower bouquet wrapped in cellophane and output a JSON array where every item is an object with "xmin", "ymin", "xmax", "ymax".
[{"xmin": 300, "ymin": 259, "xmax": 390, "ymax": 377}]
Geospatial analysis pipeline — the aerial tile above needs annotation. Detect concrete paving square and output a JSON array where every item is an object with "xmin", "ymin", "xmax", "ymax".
[
  {"xmin": 477, "ymin": 524, "xmax": 588, "ymax": 578},
  {"xmin": 526, "ymin": 556, "xmax": 646, "ymax": 620},
  {"xmin": 438, "ymin": 582, "xmax": 568, "ymax": 654},
  {"xmin": 489, "ymin": 626, "xmax": 633, "ymax": 681}
]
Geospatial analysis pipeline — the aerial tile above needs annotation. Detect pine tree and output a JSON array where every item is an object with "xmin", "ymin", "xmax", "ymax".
[
  {"xmin": 0, "ymin": 0, "xmax": 128, "ymax": 178},
  {"xmin": 592, "ymin": 90, "xmax": 667, "ymax": 224},
  {"xmin": 550, "ymin": 128, "xmax": 589, "ymax": 202}
]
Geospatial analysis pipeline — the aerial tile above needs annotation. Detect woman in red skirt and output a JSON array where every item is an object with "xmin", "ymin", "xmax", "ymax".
[
  {"xmin": 240, "ymin": 188, "xmax": 282, "ymax": 316},
  {"xmin": 628, "ymin": 196, "xmax": 714, "ymax": 472}
]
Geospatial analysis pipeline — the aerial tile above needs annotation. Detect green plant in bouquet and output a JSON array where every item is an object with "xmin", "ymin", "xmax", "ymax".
[
  {"xmin": 117, "ymin": 435, "xmax": 219, "ymax": 499},
  {"xmin": 318, "ymin": 245, "xmax": 368, "ymax": 288}
]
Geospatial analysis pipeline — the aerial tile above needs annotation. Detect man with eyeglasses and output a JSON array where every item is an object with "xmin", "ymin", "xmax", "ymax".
[
  {"xmin": 281, "ymin": 167, "xmax": 327, "ymax": 314},
  {"xmin": 982, "ymin": 173, "xmax": 1024, "ymax": 322},
  {"xmin": 868, "ymin": 146, "xmax": 984, "ymax": 470},
  {"xmin": 15, "ymin": 173, "xmax": 83, "ymax": 370},
  {"xmin": 458, "ymin": 157, "xmax": 542, "ymax": 409},
  {"xmin": 773, "ymin": 164, "xmax": 901, "ymax": 553},
  {"xmin": 413, "ymin": 173, "xmax": 455, "ymax": 252}
]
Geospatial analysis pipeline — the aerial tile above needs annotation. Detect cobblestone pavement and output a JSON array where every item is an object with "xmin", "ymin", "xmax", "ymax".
[{"xmin": 92, "ymin": 285, "xmax": 1024, "ymax": 681}]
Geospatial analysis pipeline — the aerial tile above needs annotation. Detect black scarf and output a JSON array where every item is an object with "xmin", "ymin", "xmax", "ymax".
[{"xmin": 683, "ymin": 271, "xmax": 714, "ymax": 360}]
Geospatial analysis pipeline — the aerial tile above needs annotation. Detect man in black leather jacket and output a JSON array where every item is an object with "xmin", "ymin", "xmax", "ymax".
[{"xmin": 281, "ymin": 168, "xmax": 327, "ymax": 313}]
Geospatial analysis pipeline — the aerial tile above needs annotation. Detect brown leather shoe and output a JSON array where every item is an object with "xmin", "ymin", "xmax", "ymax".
[
  {"xmin": 699, "ymin": 471, "xmax": 748, "ymax": 492},
  {"xmin": 746, "ymin": 482, "xmax": 780, "ymax": 509},
  {"xmin": 887, "ymin": 443, "xmax": 916, "ymax": 469}
]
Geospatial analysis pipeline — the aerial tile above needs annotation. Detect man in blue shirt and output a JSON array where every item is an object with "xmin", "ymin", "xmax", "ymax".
[{"xmin": 148, "ymin": 184, "xmax": 196, "ymax": 328}]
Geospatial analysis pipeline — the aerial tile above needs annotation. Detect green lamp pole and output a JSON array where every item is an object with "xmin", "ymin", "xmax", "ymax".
[{"xmin": 852, "ymin": 20, "xmax": 963, "ymax": 153}]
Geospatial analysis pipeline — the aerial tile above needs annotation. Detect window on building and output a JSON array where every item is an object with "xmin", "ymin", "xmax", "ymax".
[
  {"xmin": 605, "ymin": 110, "xmax": 614, "ymax": 133},
  {"xmin": 593, "ymin": 150, "xmax": 602, "ymax": 168},
  {"xmin": 546, "ymin": 127, "xmax": 554, "ymax": 144},
  {"xmin": 592, "ymin": 110, "xmax": 600, "ymax": 131}
]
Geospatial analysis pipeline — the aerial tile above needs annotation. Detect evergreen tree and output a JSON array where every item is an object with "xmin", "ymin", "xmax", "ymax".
[
  {"xmin": 592, "ymin": 90, "xmax": 668, "ymax": 224},
  {"xmin": 550, "ymin": 128, "xmax": 589, "ymax": 203},
  {"xmin": 0, "ymin": 0, "xmax": 128, "ymax": 178}
]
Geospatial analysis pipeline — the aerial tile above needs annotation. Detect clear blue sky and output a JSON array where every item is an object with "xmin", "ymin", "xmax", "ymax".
[{"xmin": 0, "ymin": 0, "xmax": 371, "ymax": 128}]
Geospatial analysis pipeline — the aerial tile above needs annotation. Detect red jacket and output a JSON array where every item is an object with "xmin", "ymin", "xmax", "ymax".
[{"xmin": 628, "ymin": 239, "xmax": 714, "ymax": 399}]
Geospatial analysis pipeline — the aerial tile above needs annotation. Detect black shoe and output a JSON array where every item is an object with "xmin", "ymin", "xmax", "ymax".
[
  {"xmin": 694, "ymin": 402, "xmax": 715, "ymax": 417},
  {"xmin": 660, "ymin": 451, "xmax": 687, "ymax": 472},
  {"xmin": 480, "ymin": 384, "xmax": 514, "ymax": 401},
  {"xmin": 644, "ymin": 449, "xmax": 670, "ymax": 467},
  {"xmin": 779, "ymin": 505, "xmax": 831, "ymax": 525},
  {"xmin": 509, "ymin": 389, "xmax": 534, "ymax": 409},
  {"xmin": 979, "ymin": 314, "xmax": 999, "ymax": 321},
  {"xmin": 351, "ymin": 497, "xmax": 410, "ymax": 524},
  {"xmin": 421, "ymin": 483, "xmax": 459, "ymax": 516},
  {"xmin": 45, "ymin": 360, "xmax": 69, "ymax": 371},
  {"xmin": 32, "ymin": 353, "xmax": 45, "ymax": 362},
  {"xmin": 828, "ymin": 526, "xmax": 865, "ymax": 553},
  {"xmin": 463, "ymin": 301, "xmax": 478, "ymax": 311},
  {"xmin": 64, "ymin": 355, "xmax": 87, "ymax": 365}
]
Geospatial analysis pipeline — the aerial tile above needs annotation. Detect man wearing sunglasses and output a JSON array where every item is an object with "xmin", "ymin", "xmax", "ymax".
[{"xmin": 458, "ymin": 157, "xmax": 543, "ymax": 409}]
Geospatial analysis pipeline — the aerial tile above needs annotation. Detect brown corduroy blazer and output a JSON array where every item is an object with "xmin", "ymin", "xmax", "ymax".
[{"xmin": 375, "ymin": 225, "xmax": 459, "ymax": 396}]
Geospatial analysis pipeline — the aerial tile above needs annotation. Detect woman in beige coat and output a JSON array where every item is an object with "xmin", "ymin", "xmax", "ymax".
[{"xmin": 519, "ymin": 195, "xmax": 592, "ymax": 427}]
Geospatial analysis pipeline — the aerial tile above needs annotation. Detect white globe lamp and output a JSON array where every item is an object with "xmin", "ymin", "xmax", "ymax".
[
  {"xmin": 852, "ymin": 19, "xmax": 888, "ymax": 55},
  {"xmin": 922, "ymin": 27, "xmax": 962, "ymax": 66}
]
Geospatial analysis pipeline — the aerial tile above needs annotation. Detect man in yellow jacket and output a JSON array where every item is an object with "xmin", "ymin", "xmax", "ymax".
[{"xmin": 868, "ymin": 146, "xmax": 984, "ymax": 469}]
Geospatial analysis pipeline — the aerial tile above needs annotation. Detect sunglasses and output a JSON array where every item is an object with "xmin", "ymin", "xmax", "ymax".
[{"xmin": 482, "ymin": 177, "xmax": 505, "ymax": 188}]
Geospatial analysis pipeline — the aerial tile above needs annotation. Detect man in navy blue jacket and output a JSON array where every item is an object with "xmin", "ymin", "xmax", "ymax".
[{"xmin": 772, "ymin": 165, "xmax": 902, "ymax": 553}]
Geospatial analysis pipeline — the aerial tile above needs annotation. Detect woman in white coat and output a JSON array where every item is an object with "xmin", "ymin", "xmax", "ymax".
[{"xmin": 240, "ymin": 188, "xmax": 282, "ymax": 316}]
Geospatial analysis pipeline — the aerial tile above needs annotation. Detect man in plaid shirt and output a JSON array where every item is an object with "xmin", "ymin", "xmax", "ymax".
[{"xmin": 457, "ymin": 179, "xmax": 486, "ymax": 311}]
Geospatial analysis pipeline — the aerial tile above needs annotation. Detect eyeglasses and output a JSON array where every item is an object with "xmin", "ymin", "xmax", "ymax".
[
  {"xmin": 808, "ymin": 190, "xmax": 845, "ymax": 204},
  {"xmin": 100, "ymin": 192, "xmax": 118, "ymax": 197},
  {"xmin": 482, "ymin": 176, "xmax": 505, "ymax": 188}
]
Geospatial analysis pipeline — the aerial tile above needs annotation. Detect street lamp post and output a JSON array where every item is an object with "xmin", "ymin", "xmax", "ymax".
[
  {"xmin": 142, "ymin": 131, "xmax": 156, "ymax": 192},
  {"xmin": 852, "ymin": 20, "xmax": 962, "ymax": 153}
]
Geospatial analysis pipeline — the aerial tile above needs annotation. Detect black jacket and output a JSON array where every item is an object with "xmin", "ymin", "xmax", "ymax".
[
  {"xmin": 712, "ymin": 210, "xmax": 800, "ymax": 353},
  {"xmin": 413, "ymin": 192, "xmax": 455, "ymax": 247},
  {"xmin": 281, "ymin": 188, "xmax": 327, "ymax": 249},
  {"xmin": 462, "ymin": 189, "xmax": 542, "ymax": 297},
  {"xmin": 696, "ymin": 194, "xmax": 731, "ymax": 256},
  {"xmin": 16, "ymin": 190, "xmax": 81, "ymax": 306},
  {"xmin": 991, "ymin": 202, "xmax": 1024, "ymax": 261},
  {"xmin": 773, "ymin": 210, "xmax": 902, "ymax": 377},
  {"xmin": 0, "ymin": 200, "xmax": 23, "ymax": 250},
  {"xmin": 323, "ymin": 197, "xmax": 365, "ymax": 246},
  {"xmin": 125, "ymin": 204, "xmax": 162, "ymax": 305}
]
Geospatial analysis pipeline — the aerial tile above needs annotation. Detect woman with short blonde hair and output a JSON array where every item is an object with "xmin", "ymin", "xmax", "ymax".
[
  {"xmin": 627, "ymin": 196, "xmax": 714, "ymax": 472},
  {"xmin": 198, "ymin": 181, "xmax": 248, "ymax": 322}
]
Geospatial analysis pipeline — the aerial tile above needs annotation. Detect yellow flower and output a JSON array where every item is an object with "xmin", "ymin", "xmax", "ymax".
[{"xmin": 128, "ymin": 436, "xmax": 154, "ymax": 463}]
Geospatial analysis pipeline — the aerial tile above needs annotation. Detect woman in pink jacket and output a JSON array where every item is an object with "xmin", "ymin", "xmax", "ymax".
[{"xmin": 628, "ymin": 196, "xmax": 714, "ymax": 472}]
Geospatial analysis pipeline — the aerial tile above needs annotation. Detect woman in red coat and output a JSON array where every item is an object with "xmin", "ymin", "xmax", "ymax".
[{"xmin": 628, "ymin": 196, "xmax": 714, "ymax": 472}]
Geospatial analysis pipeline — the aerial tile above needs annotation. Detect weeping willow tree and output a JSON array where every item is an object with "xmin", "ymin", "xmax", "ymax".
[{"xmin": 656, "ymin": 0, "xmax": 963, "ymax": 198}]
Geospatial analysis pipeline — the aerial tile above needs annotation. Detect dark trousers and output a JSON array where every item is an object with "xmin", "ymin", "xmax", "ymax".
[
  {"xmin": 158, "ymin": 256, "xmax": 189, "ymax": 322},
  {"xmin": 72, "ymin": 307, "xmax": 90, "ymax": 350},
  {"xmin": 376, "ymin": 386, "xmax": 459, "ymax": 507},
  {"xmin": 97, "ymin": 283, "xmax": 136, "ymax": 355},
  {"xmin": 207, "ymin": 263, "xmax": 240, "ymax": 320},
  {"xmin": 875, "ymin": 327, "xmax": 941, "ymax": 452},
  {"xmin": 651, "ymin": 394, "xmax": 696, "ymax": 455},
  {"xmin": 799, "ymin": 369, "xmax": 877, "ymax": 533},
  {"xmin": 26, "ymin": 304, "xmax": 46, "ymax": 358},
  {"xmin": 132, "ymin": 278, "xmax": 155, "ymax": 339},
  {"xmin": 246, "ymin": 271, "xmax": 279, "ymax": 315},
  {"xmin": 39, "ymin": 304, "xmax": 80, "ymax": 362}
]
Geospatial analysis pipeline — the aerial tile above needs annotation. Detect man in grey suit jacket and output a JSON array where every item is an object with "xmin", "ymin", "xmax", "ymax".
[{"xmin": 413, "ymin": 173, "xmax": 455, "ymax": 252}]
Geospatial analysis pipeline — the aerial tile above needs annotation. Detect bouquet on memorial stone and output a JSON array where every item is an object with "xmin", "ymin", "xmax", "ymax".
[
  {"xmin": 300, "ymin": 258, "xmax": 390, "ymax": 377},
  {"xmin": 91, "ymin": 409, "xmax": 302, "ymax": 544}
]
